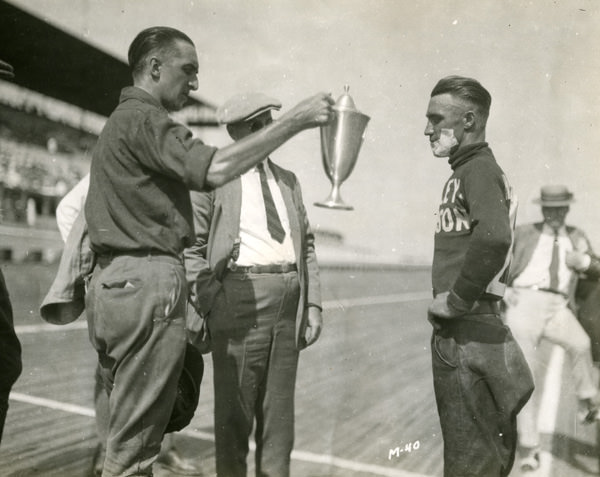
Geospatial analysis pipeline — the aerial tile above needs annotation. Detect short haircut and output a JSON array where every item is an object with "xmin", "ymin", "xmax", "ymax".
[
  {"xmin": 431, "ymin": 75, "xmax": 492, "ymax": 120},
  {"xmin": 128, "ymin": 26, "xmax": 194, "ymax": 77}
]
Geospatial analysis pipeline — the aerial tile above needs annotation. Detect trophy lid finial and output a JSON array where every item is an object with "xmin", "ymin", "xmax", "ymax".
[{"xmin": 336, "ymin": 85, "xmax": 358, "ymax": 111}]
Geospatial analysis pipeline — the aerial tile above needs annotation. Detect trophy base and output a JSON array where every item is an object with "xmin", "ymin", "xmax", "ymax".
[{"xmin": 314, "ymin": 199, "xmax": 353, "ymax": 211}]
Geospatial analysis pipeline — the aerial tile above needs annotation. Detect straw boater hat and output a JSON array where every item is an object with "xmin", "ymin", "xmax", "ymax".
[
  {"xmin": 533, "ymin": 184, "xmax": 575, "ymax": 207},
  {"xmin": 0, "ymin": 59, "xmax": 15, "ymax": 80}
]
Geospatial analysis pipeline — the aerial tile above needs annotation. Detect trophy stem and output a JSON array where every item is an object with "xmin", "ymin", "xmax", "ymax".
[{"xmin": 314, "ymin": 183, "xmax": 353, "ymax": 210}]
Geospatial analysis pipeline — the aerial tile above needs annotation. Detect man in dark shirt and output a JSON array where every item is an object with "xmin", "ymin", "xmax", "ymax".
[
  {"xmin": 424, "ymin": 75, "xmax": 533, "ymax": 477},
  {"xmin": 84, "ymin": 26, "xmax": 333, "ymax": 476}
]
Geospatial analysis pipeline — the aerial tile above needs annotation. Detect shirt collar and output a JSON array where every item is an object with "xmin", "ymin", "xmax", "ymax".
[
  {"xmin": 448, "ymin": 142, "xmax": 489, "ymax": 170},
  {"xmin": 119, "ymin": 86, "xmax": 165, "ymax": 111},
  {"xmin": 542, "ymin": 223, "xmax": 567, "ymax": 236}
]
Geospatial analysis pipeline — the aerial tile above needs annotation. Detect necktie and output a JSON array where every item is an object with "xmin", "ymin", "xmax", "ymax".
[
  {"xmin": 257, "ymin": 162, "xmax": 285, "ymax": 243},
  {"xmin": 549, "ymin": 232, "xmax": 560, "ymax": 291}
]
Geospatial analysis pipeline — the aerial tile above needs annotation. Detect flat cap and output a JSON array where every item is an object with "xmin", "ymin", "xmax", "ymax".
[
  {"xmin": 0, "ymin": 59, "xmax": 15, "ymax": 80},
  {"xmin": 216, "ymin": 92, "xmax": 281, "ymax": 125}
]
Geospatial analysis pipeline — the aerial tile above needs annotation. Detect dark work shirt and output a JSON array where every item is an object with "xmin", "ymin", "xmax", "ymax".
[{"xmin": 85, "ymin": 87, "xmax": 217, "ymax": 256}]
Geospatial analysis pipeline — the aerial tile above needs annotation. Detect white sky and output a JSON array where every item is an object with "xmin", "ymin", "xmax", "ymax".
[{"xmin": 10, "ymin": 0, "xmax": 600, "ymax": 264}]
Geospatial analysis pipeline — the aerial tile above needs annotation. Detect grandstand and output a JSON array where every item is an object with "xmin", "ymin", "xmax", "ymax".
[
  {"xmin": 0, "ymin": 0, "xmax": 218, "ymax": 262},
  {"xmin": 0, "ymin": 84, "xmax": 94, "ymax": 262},
  {"xmin": 0, "ymin": 0, "xmax": 361, "ymax": 267}
]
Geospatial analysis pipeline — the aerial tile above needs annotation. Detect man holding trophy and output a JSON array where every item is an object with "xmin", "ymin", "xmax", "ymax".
[{"xmin": 184, "ymin": 92, "xmax": 324, "ymax": 477}]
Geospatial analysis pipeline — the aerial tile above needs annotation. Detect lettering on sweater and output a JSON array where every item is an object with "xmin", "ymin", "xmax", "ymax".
[
  {"xmin": 487, "ymin": 178, "xmax": 518, "ymax": 296},
  {"xmin": 435, "ymin": 178, "xmax": 470, "ymax": 234}
]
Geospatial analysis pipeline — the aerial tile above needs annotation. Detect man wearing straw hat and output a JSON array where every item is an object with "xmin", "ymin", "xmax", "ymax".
[
  {"xmin": 505, "ymin": 184, "xmax": 600, "ymax": 472},
  {"xmin": 0, "ymin": 59, "xmax": 23, "ymax": 445}
]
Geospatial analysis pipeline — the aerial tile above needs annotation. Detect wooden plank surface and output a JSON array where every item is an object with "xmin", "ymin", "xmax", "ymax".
[{"xmin": 0, "ymin": 264, "xmax": 597, "ymax": 476}]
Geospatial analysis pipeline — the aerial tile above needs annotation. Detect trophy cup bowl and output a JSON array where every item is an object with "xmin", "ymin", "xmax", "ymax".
[{"xmin": 315, "ymin": 86, "xmax": 370, "ymax": 210}]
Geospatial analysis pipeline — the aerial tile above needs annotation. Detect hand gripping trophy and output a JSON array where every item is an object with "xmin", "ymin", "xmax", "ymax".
[{"xmin": 315, "ymin": 85, "xmax": 370, "ymax": 210}]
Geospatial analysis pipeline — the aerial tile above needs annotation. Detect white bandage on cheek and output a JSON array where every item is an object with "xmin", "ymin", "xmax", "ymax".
[{"xmin": 431, "ymin": 128, "xmax": 459, "ymax": 157}]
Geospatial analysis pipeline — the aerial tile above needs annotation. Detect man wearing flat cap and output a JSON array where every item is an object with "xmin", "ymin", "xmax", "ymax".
[
  {"xmin": 0, "ymin": 58, "xmax": 22, "ymax": 445},
  {"xmin": 504, "ymin": 184, "xmax": 600, "ymax": 472},
  {"xmin": 184, "ymin": 92, "xmax": 322, "ymax": 477}
]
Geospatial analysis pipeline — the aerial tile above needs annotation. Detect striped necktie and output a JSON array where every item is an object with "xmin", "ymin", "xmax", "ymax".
[
  {"xmin": 257, "ymin": 162, "xmax": 285, "ymax": 243},
  {"xmin": 549, "ymin": 232, "xmax": 560, "ymax": 291}
]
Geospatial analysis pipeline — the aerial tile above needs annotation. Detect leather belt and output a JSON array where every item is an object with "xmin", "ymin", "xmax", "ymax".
[
  {"xmin": 537, "ymin": 287, "xmax": 567, "ymax": 297},
  {"xmin": 228, "ymin": 263, "xmax": 297, "ymax": 274},
  {"xmin": 517, "ymin": 286, "xmax": 568, "ymax": 299},
  {"xmin": 96, "ymin": 250, "xmax": 181, "ymax": 266}
]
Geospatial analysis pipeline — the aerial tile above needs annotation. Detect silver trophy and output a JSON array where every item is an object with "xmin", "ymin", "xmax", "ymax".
[{"xmin": 315, "ymin": 85, "xmax": 370, "ymax": 210}]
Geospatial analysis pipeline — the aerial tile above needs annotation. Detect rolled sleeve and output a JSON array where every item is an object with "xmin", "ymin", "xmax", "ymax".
[
  {"xmin": 136, "ymin": 111, "xmax": 217, "ymax": 191},
  {"xmin": 182, "ymin": 141, "xmax": 217, "ymax": 191}
]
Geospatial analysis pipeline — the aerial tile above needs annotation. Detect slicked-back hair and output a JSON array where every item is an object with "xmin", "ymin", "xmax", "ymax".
[
  {"xmin": 431, "ymin": 75, "xmax": 492, "ymax": 122},
  {"xmin": 128, "ymin": 26, "xmax": 194, "ymax": 78}
]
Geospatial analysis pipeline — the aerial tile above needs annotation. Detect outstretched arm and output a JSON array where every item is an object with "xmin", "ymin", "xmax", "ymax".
[{"xmin": 205, "ymin": 93, "xmax": 334, "ymax": 187}]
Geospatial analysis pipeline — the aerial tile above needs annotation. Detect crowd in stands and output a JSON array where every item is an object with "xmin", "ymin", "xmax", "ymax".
[{"xmin": 0, "ymin": 137, "xmax": 88, "ymax": 227}]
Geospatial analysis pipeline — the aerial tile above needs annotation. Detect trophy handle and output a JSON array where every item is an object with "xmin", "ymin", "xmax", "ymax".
[{"xmin": 320, "ymin": 124, "xmax": 334, "ymax": 181}]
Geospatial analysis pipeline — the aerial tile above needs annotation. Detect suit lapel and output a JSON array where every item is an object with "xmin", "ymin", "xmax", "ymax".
[{"xmin": 218, "ymin": 177, "xmax": 242, "ymax": 239}]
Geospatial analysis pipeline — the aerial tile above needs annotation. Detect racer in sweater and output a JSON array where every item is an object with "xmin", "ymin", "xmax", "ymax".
[{"xmin": 424, "ymin": 75, "xmax": 533, "ymax": 477}]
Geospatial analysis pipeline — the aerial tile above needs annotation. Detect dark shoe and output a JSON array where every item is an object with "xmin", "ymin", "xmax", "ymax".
[
  {"xmin": 580, "ymin": 407, "xmax": 599, "ymax": 424},
  {"xmin": 89, "ymin": 442, "xmax": 105, "ymax": 477},
  {"xmin": 578, "ymin": 396, "xmax": 600, "ymax": 424},
  {"xmin": 156, "ymin": 449, "xmax": 203, "ymax": 476},
  {"xmin": 519, "ymin": 447, "xmax": 540, "ymax": 472}
]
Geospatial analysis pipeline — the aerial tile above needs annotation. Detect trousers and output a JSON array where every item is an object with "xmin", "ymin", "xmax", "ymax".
[
  {"xmin": 0, "ymin": 268, "xmax": 21, "ymax": 444},
  {"xmin": 210, "ymin": 270, "xmax": 300, "ymax": 477},
  {"xmin": 86, "ymin": 254, "xmax": 187, "ymax": 476},
  {"xmin": 505, "ymin": 287, "xmax": 597, "ymax": 448},
  {"xmin": 431, "ymin": 309, "xmax": 534, "ymax": 477}
]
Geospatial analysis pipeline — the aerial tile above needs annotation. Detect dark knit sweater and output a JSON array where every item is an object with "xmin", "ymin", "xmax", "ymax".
[{"xmin": 432, "ymin": 142, "xmax": 513, "ymax": 310}]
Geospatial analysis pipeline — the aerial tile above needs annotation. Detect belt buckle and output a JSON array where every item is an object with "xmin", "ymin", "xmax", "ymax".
[{"xmin": 282, "ymin": 263, "xmax": 295, "ymax": 273}]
